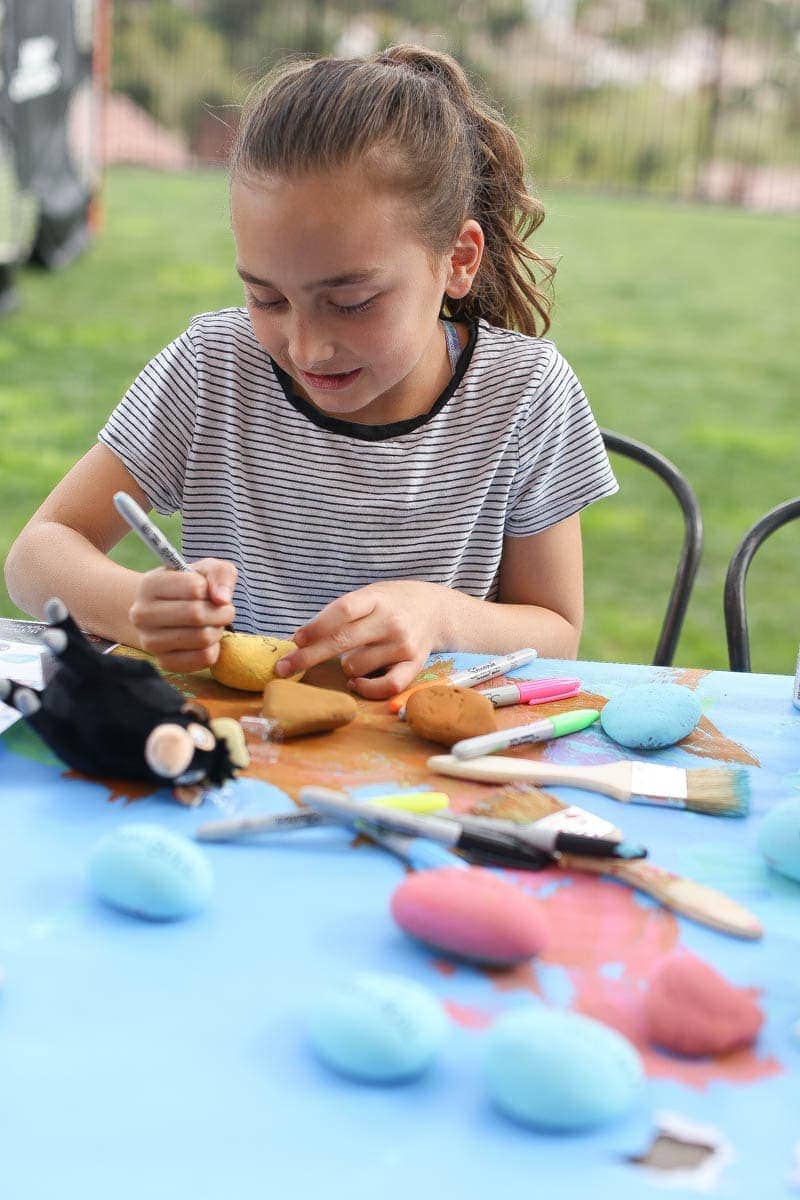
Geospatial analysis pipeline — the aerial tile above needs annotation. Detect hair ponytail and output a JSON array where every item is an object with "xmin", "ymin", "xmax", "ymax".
[{"xmin": 231, "ymin": 44, "xmax": 554, "ymax": 336}]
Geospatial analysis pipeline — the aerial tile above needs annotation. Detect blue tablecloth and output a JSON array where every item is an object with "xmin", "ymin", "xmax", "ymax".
[{"xmin": 1, "ymin": 657, "xmax": 799, "ymax": 1199}]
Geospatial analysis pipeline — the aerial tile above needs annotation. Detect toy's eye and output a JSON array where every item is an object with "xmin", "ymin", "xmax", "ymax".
[{"xmin": 187, "ymin": 722, "xmax": 216, "ymax": 751}]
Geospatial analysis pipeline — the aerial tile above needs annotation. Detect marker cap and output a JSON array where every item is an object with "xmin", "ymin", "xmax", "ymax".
[{"xmin": 519, "ymin": 678, "xmax": 581, "ymax": 705}]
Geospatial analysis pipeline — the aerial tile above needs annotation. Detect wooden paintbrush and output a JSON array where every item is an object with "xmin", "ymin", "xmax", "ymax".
[
  {"xmin": 469, "ymin": 784, "xmax": 762, "ymax": 940},
  {"xmin": 428, "ymin": 753, "xmax": 750, "ymax": 817}
]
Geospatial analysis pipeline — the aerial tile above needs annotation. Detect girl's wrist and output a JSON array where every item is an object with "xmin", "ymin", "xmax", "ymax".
[{"xmin": 428, "ymin": 581, "xmax": 476, "ymax": 650}]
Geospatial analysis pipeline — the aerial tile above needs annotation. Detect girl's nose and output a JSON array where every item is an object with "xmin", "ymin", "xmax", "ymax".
[{"xmin": 286, "ymin": 317, "xmax": 335, "ymax": 371}]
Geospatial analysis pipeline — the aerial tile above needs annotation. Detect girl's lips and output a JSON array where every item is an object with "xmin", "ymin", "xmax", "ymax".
[{"xmin": 300, "ymin": 367, "xmax": 362, "ymax": 391}]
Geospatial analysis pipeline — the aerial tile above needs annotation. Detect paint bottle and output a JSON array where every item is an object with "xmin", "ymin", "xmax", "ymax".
[{"xmin": 793, "ymin": 646, "xmax": 800, "ymax": 711}]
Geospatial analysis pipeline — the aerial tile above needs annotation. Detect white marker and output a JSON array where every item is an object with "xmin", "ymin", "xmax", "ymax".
[
  {"xmin": 451, "ymin": 708, "xmax": 601, "ymax": 759},
  {"xmin": 390, "ymin": 647, "xmax": 539, "ymax": 714},
  {"xmin": 113, "ymin": 491, "xmax": 189, "ymax": 571}
]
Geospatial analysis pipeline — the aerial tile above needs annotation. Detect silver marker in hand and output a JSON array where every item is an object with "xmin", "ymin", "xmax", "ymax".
[{"xmin": 113, "ymin": 491, "xmax": 189, "ymax": 570}]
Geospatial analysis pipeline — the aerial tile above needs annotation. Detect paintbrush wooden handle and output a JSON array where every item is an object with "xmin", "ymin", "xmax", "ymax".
[
  {"xmin": 428, "ymin": 754, "xmax": 634, "ymax": 799},
  {"xmin": 557, "ymin": 855, "xmax": 763, "ymax": 940}
]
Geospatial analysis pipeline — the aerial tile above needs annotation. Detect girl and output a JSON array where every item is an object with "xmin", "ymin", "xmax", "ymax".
[{"xmin": 5, "ymin": 44, "xmax": 617, "ymax": 699}]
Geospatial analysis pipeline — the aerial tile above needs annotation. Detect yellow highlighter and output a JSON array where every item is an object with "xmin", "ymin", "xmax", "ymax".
[{"xmin": 195, "ymin": 790, "xmax": 450, "ymax": 842}]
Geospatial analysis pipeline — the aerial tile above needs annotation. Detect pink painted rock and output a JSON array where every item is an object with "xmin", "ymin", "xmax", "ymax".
[
  {"xmin": 390, "ymin": 866, "xmax": 548, "ymax": 966},
  {"xmin": 644, "ymin": 952, "xmax": 763, "ymax": 1057}
]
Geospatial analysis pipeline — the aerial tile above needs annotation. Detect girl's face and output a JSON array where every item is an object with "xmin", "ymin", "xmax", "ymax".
[{"xmin": 230, "ymin": 169, "xmax": 479, "ymax": 424}]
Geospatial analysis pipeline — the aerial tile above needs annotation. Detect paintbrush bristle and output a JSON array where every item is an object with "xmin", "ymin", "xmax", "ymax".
[{"xmin": 685, "ymin": 767, "xmax": 750, "ymax": 816}]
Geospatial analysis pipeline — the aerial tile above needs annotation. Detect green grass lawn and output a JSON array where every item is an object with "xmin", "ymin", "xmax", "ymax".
[{"xmin": 1, "ymin": 168, "xmax": 797, "ymax": 673}]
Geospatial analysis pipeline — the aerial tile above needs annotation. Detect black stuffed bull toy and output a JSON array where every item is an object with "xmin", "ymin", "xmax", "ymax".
[{"xmin": 0, "ymin": 598, "xmax": 248, "ymax": 806}]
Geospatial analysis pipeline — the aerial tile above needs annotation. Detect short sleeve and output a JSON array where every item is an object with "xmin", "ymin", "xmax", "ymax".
[
  {"xmin": 98, "ymin": 330, "xmax": 197, "ymax": 515},
  {"xmin": 505, "ymin": 345, "xmax": 618, "ymax": 537}
]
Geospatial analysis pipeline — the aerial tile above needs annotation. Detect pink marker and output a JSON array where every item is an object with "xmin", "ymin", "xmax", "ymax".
[{"xmin": 479, "ymin": 677, "xmax": 581, "ymax": 708}]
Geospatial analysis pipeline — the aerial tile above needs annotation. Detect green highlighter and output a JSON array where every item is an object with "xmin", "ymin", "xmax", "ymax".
[{"xmin": 450, "ymin": 708, "xmax": 601, "ymax": 761}]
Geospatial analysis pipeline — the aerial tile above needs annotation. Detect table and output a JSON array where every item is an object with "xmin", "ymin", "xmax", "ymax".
[{"xmin": 2, "ymin": 655, "xmax": 799, "ymax": 1199}]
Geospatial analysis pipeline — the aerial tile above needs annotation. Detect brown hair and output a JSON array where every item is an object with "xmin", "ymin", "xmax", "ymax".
[{"xmin": 230, "ymin": 45, "xmax": 554, "ymax": 336}]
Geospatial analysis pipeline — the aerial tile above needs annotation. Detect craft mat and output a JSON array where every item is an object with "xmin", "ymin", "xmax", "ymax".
[{"xmin": 1, "ymin": 657, "xmax": 799, "ymax": 1199}]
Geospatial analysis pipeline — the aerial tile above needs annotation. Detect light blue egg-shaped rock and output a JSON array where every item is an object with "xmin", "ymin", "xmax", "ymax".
[
  {"xmin": 486, "ymin": 1008, "xmax": 644, "ymax": 1131},
  {"xmin": 601, "ymin": 683, "xmax": 702, "ymax": 750},
  {"xmin": 308, "ymin": 972, "xmax": 448, "ymax": 1083},
  {"xmin": 757, "ymin": 799, "xmax": 800, "ymax": 883},
  {"xmin": 88, "ymin": 823, "xmax": 214, "ymax": 920}
]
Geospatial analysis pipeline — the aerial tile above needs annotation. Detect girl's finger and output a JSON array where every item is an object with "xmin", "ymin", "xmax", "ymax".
[
  {"xmin": 350, "ymin": 660, "xmax": 422, "ymax": 700},
  {"xmin": 194, "ymin": 558, "xmax": 238, "ymax": 605},
  {"xmin": 339, "ymin": 642, "xmax": 398, "ymax": 680},
  {"xmin": 154, "ymin": 644, "xmax": 222, "ymax": 674},
  {"xmin": 292, "ymin": 588, "xmax": 378, "ymax": 648},
  {"xmin": 138, "ymin": 626, "xmax": 226, "ymax": 655},
  {"xmin": 278, "ymin": 611, "xmax": 383, "ymax": 677},
  {"xmin": 131, "ymin": 599, "xmax": 235, "ymax": 629}
]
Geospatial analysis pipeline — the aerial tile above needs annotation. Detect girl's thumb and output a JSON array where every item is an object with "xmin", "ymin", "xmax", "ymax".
[{"xmin": 196, "ymin": 559, "xmax": 238, "ymax": 605}]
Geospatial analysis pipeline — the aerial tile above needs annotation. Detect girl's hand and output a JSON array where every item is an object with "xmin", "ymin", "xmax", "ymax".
[
  {"xmin": 128, "ymin": 558, "xmax": 237, "ymax": 674},
  {"xmin": 276, "ymin": 581, "xmax": 447, "ymax": 699}
]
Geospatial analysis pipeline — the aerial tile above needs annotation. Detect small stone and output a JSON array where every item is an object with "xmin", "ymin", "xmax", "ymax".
[
  {"xmin": 261, "ymin": 679, "xmax": 357, "ymax": 738},
  {"xmin": 644, "ymin": 951, "xmax": 763, "ymax": 1057},
  {"xmin": 405, "ymin": 684, "xmax": 496, "ymax": 748},
  {"xmin": 600, "ymin": 683, "xmax": 702, "ymax": 750},
  {"xmin": 390, "ymin": 866, "xmax": 548, "ymax": 965},
  {"xmin": 210, "ymin": 632, "xmax": 302, "ymax": 692}
]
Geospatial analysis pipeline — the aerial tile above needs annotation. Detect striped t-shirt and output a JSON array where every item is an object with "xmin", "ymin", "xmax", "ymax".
[{"xmin": 99, "ymin": 308, "xmax": 618, "ymax": 638}]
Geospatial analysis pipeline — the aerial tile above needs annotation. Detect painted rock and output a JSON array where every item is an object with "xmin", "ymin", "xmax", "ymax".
[
  {"xmin": 210, "ymin": 632, "xmax": 303, "ymax": 692},
  {"xmin": 405, "ymin": 684, "xmax": 496, "ymax": 748},
  {"xmin": 643, "ymin": 951, "xmax": 763, "ymax": 1057},
  {"xmin": 600, "ymin": 683, "xmax": 702, "ymax": 750},
  {"xmin": 88, "ymin": 823, "xmax": 214, "ymax": 920},
  {"xmin": 486, "ymin": 1007, "xmax": 644, "ymax": 1131},
  {"xmin": 390, "ymin": 866, "xmax": 548, "ymax": 965},
  {"xmin": 261, "ymin": 679, "xmax": 357, "ymax": 737},
  {"xmin": 757, "ymin": 798, "xmax": 800, "ymax": 883},
  {"xmin": 307, "ymin": 972, "xmax": 447, "ymax": 1083}
]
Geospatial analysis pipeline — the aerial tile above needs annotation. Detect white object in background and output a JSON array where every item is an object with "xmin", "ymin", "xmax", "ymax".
[{"xmin": 0, "ymin": 640, "xmax": 57, "ymax": 689}]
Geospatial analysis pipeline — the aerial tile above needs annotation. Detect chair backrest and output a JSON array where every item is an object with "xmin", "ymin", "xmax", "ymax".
[
  {"xmin": 724, "ymin": 497, "xmax": 800, "ymax": 672},
  {"xmin": 600, "ymin": 429, "xmax": 704, "ymax": 667}
]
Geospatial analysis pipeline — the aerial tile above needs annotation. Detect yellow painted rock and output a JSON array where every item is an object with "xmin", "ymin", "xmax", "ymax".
[
  {"xmin": 261, "ymin": 680, "xmax": 357, "ymax": 738},
  {"xmin": 210, "ymin": 632, "xmax": 303, "ymax": 692}
]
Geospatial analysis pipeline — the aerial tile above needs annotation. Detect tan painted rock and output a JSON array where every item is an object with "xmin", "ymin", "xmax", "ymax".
[
  {"xmin": 405, "ymin": 684, "xmax": 496, "ymax": 748},
  {"xmin": 261, "ymin": 679, "xmax": 358, "ymax": 738},
  {"xmin": 210, "ymin": 632, "xmax": 303, "ymax": 692}
]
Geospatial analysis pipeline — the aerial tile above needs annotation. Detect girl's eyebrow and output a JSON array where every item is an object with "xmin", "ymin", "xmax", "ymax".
[{"xmin": 236, "ymin": 266, "xmax": 382, "ymax": 291}]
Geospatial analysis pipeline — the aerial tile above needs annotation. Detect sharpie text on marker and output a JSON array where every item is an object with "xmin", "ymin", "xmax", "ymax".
[{"xmin": 390, "ymin": 647, "xmax": 539, "ymax": 714}]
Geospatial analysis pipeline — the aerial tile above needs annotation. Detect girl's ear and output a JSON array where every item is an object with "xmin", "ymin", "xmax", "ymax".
[{"xmin": 444, "ymin": 220, "xmax": 484, "ymax": 300}]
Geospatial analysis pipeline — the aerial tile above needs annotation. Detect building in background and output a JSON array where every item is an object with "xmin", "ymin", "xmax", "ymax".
[{"xmin": 0, "ymin": 0, "xmax": 108, "ymax": 314}]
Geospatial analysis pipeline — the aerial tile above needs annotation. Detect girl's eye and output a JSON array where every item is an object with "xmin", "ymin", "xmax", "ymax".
[
  {"xmin": 333, "ymin": 297, "xmax": 376, "ymax": 316},
  {"xmin": 247, "ymin": 293, "xmax": 283, "ymax": 311},
  {"xmin": 247, "ymin": 292, "xmax": 377, "ymax": 316}
]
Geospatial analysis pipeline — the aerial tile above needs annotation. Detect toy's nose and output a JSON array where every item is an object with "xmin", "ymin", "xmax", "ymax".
[{"xmin": 145, "ymin": 723, "xmax": 196, "ymax": 779}]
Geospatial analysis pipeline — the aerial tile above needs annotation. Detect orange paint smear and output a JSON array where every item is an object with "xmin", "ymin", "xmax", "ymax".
[
  {"xmin": 64, "ymin": 770, "xmax": 157, "ymax": 804},
  {"xmin": 447, "ymin": 867, "xmax": 782, "ymax": 1091}
]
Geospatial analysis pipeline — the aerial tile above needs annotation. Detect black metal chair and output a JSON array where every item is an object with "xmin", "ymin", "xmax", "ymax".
[
  {"xmin": 600, "ymin": 429, "xmax": 704, "ymax": 667},
  {"xmin": 724, "ymin": 497, "xmax": 800, "ymax": 672}
]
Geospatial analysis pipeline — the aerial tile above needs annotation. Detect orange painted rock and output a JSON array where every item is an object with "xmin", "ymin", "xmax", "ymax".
[
  {"xmin": 390, "ymin": 866, "xmax": 548, "ymax": 966},
  {"xmin": 644, "ymin": 952, "xmax": 763, "ymax": 1057},
  {"xmin": 405, "ymin": 684, "xmax": 496, "ymax": 748}
]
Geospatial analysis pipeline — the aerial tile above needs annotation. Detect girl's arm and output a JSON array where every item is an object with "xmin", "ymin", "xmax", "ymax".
[
  {"xmin": 5, "ymin": 444, "xmax": 152, "ymax": 645},
  {"xmin": 4, "ymin": 444, "xmax": 235, "ymax": 666},
  {"xmin": 441, "ymin": 512, "xmax": 583, "ymax": 658},
  {"xmin": 276, "ymin": 514, "xmax": 584, "ymax": 697}
]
